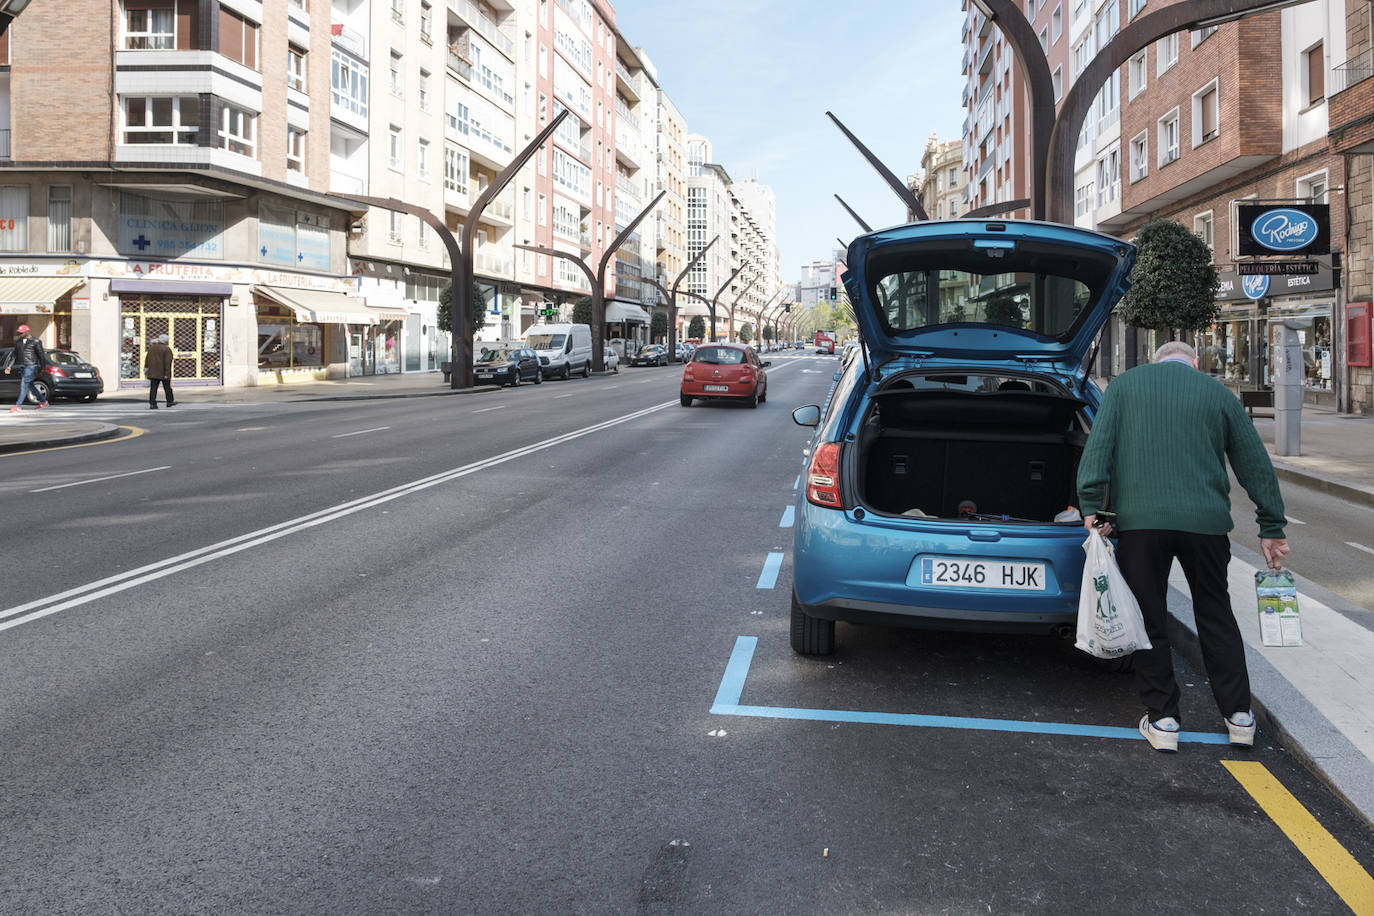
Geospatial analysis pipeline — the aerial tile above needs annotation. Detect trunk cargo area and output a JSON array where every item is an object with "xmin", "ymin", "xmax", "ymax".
[{"xmin": 857, "ymin": 387, "xmax": 1090, "ymax": 523}]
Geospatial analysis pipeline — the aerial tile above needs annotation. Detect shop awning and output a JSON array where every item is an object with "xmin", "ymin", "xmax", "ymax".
[
  {"xmin": 253, "ymin": 285, "xmax": 406, "ymax": 325},
  {"xmin": 111, "ymin": 278, "xmax": 233, "ymax": 297},
  {"xmin": 606, "ymin": 301, "xmax": 651, "ymax": 324},
  {"xmin": 0, "ymin": 276, "xmax": 84, "ymax": 314},
  {"xmin": 675, "ymin": 299, "xmax": 710, "ymax": 317}
]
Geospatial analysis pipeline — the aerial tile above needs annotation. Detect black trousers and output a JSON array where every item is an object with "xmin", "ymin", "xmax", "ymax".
[
  {"xmin": 1115, "ymin": 529, "xmax": 1249, "ymax": 724},
  {"xmin": 148, "ymin": 378, "xmax": 173, "ymax": 406}
]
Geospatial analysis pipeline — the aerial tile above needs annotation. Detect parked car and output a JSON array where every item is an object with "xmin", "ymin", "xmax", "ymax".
[
  {"xmin": 631, "ymin": 344, "xmax": 669, "ymax": 367},
  {"xmin": 526, "ymin": 323, "xmax": 593, "ymax": 379},
  {"xmin": 680, "ymin": 343, "xmax": 770, "ymax": 408},
  {"xmin": 788, "ymin": 219, "xmax": 1136, "ymax": 656},
  {"xmin": 474, "ymin": 347, "xmax": 543, "ymax": 386},
  {"xmin": 0, "ymin": 346, "xmax": 104, "ymax": 403},
  {"xmin": 674, "ymin": 342, "xmax": 693, "ymax": 362},
  {"xmin": 604, "ymin": 346, "xmax": 620, "ymax": 373}
]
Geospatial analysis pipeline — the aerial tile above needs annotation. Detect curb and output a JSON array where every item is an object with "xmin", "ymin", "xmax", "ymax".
[
  {"xmin": 1272, "ymin": 461, "xmax": 1374, "ymax": 509},
  {"xmin": 0, "ymin": 423, "xmax": 123, "ymax": 455}
]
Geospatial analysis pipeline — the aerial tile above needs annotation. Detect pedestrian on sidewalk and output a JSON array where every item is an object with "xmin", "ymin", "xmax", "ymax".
[
  {"xmin": 2, "ymin": 324, "xmax": 50, "ymax": 412},
  {"xmin": 1077, "ymin": 341, "xmax": 1291, "ymax": 753},
  {"xmin": 144, "ymin": 334, "xmax": 175, "ymax": 409}
]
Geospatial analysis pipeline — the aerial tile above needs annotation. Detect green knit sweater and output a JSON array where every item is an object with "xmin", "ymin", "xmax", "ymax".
[{"xmin": 1077, "ymin": 361, "xmax": 1287, "ymax": 538}]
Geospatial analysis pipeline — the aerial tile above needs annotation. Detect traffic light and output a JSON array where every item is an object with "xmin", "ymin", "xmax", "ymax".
[
  {"xmin": 784, "ymin": 303, "xmax": 791, "ymax": 313},
  {"xmin": 828, "ymin": 286, "xmax": 837, "ymax": 301}
]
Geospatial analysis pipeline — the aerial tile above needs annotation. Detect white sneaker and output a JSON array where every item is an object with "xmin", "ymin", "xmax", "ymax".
[
  {"xmin": 1140, "ymin": 715, "xmax": 1180, "ymax": 752},
  {"xmin": 1226, "ymin": 710, "xmax": 1256, "ymax": 747}
]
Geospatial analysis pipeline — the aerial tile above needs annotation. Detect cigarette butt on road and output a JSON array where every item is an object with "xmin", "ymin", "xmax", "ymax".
[{"xmin": 823, "ymin": 848, "xmax": 829, "ymax": 858}]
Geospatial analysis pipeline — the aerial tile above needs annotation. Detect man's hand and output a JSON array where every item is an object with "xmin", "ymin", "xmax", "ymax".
[
  {"xmin": 2, "ymin": 367, "xmax": 9, "ymax": 374},
  {"xmin": 1261, "ymin": 538, "xmax": 1290, "ymax": 570},
  {"xmin": 1083, "ymin": 514, "xmax": 1113, "ymax": 536}
]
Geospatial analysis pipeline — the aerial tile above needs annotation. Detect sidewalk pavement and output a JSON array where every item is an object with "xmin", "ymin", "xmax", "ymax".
[{"xmin": 2, "ymin": 373, "xmax": 1373, "ymax": 826}]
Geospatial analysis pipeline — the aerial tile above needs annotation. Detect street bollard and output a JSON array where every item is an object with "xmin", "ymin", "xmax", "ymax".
[{"xmin": 1273, "ymin": 319, "xmax": 1309, "ymax": 457}]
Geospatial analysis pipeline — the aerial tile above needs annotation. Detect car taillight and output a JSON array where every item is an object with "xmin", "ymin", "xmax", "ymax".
[
  {"xmin": 806, "ymin": 442, "xmax": 843, "ymax": 508},
  {"xmin": 46, "ymin": 366, "xmax": 66, "ymax": 378},
  {"xmin": 739, "ymin": 368, "xmax": 754, "ymax": 382},
  {"xmin": 682, "ymin": 367, "xmax": 694, "ymax": 381}
]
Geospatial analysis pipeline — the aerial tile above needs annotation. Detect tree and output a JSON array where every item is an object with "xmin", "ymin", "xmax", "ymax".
[
  {"xmin": 762, "ymin": 324, "xmax": 773, "ymax": 342},
  {"xmin": 1119, "ymin": 218, "xmax": 1220, "ymax": 337},
  {"xmin": 984, "ymin": 292, "xmax": 1026, "ymax": 328},
  {"xmin": 738, "ymin": 322, "xmax": 753, "ymax": 344},
  {"xmin": 571, "ymin": 296, "xmax": 593, "ymax": 327},
  {"xmin": 687, "ymin": 316, "xmax": 706, "ymax": 339},
  {"xmin": 437, "ymin": 281, "xmax": 489, "ymax": 335},
  {"xmin": 650, "ymin": 311, "xmax": 667, "ymax": 341}
]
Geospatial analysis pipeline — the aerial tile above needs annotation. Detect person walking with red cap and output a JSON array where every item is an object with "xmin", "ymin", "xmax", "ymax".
[{"xmin": 2, "ymin": 324, "xmax": 50, "ymax": 412}]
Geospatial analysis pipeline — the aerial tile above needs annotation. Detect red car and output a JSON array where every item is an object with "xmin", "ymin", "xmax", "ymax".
[{"xmin": 679, "ymin": 343, "xmax": 770, "ymax": 408}]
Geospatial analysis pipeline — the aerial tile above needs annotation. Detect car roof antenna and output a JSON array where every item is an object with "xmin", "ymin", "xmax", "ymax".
[{"xmin": 825, "ymin": 111, "xmax": 929, "ymax": 222}]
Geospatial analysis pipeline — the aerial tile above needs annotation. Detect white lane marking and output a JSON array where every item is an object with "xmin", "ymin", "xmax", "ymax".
[
  {"xmin": 0, "ymin": 400, "xmax": 677, "ymax": 633},
  {"xmin": 473, "ymin": 405, "xmax": 507, "ymax": 413},
  {"xmin": 554, "ymin": 393, "xmax": 577, "ymax": 399},
  {"xmin": 331, "ymin": 426, "xmax": 391, "ymax": 439},
  {"xmin": 1286, "ymin": 516, "xmax": 1306, "ymax": 525},
  {"xmin": 1347, "ymin": 541, "xmax": 1374, "ymax": 557},
  {"xmin": 637, "ymin": 379, "xmax": 654, "ymax": 384},
  {"xmin": 602, "ymin": 385, "xmax": 618, "ymax": 390},
  {"xmin": 779, "ymin": 506, "xmax": 795, "ymax": 528},
  {"xmin": 30, "ymin": 466, "xmax": 172, "ymax": 493}
]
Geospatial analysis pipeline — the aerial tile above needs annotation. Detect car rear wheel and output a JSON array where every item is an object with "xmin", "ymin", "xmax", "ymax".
[
  {"xmin": 790, "ymin": 590, "xmax": 834, "ymax": 656},
  {"xmin": 582, "ymin": 361, "xmax": 591, "ymax": 378},
  {"xmin": 28, "ymin": 379, "xmax": 52, "ymax": 404},
  {"xmin": 758, "ymin": 383, "xmax": 767, "ymax": 404},
  {"xmin": 534, "ymin": 369, "xmax": 543, "ymax": 384},
  {"xmin": 679, "ymin": 393, "xmax": 692, "ymax": 407},
  {"xmin": 746, "ymin": 391, "xmax": 758, "ymax": 408}
]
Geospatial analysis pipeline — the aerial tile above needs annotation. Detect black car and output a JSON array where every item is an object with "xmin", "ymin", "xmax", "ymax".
[
  {"xmin": 0, "ymin": 347, "xmax": 104, "ymax": 403},
  {"xmin": 630, "ymin": 344, "xmax": 669, "ymax": 367},
  {"xmin": 474, "ymin": 347, "xmax": 543, "ymax": 386}
]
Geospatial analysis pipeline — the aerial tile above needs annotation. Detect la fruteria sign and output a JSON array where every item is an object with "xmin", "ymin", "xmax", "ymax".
[{"xmin": 1237, "ymin": 203, "xmax": 1330, "ymax": 257}]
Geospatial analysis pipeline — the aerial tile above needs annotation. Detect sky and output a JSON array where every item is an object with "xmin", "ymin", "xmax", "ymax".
[{"xmin": 611, "ymin": 0, "xmax": 968, "ymax": 282}]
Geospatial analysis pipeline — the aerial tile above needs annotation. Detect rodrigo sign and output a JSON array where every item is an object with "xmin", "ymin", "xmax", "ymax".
[{"xmin": 1237, "ymin": 203, "xmax": 1330, "ymax": 257}]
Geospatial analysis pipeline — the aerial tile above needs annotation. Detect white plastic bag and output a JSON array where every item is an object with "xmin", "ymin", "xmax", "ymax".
[{"xmin": 1075, "ymin": 529, "xmax": 1152, "ymax": 659}]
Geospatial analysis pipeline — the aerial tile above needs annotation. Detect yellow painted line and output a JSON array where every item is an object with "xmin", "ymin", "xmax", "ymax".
[
  {"xmin": 0, "ymin": 426, "xmax": 145, "ymax": 458},
  {"xmin": 1223, "ymin": 761, "xmax": 1374, "ymax": 914}
]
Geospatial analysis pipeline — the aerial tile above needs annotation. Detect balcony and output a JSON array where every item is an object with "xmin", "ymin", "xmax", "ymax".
[
  {"xmin": 474, "ymin": 251, "xmax": 511, "ymax": 276},
  {"xmin": 330, "ymin": 170, "xmax": 365, "ymax": 194},
  {"xmin": 479, "ymin": 197, "xmax": 513, "ymax": 224},
  {"xmin": 615, "ymin": 173, "xmax": 638, "ymax": 198},
  {"xmin": 331, "ymin": 23, "xmax": 367, "ymax": 59},
  {"xmin": 448, "ymin": 0, "xmax": 514, "ymax": 59},
  {"xmin": 615, "ymin": 58, "xmax": 641, "ymax": 103},
  {"xmin": 0, "ymin": 129, "xmax": 9, "ymax": 160},
  {"xmin": 1330, "ymin": 48, "xmax": 1374, "ymax": 154}
]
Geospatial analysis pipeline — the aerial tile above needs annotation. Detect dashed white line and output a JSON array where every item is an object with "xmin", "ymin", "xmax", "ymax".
[
  {"xmin": 554, "ymin": 393, "xmax": 577, "ymax": 399},
  {"xmin": 1347, "ymin": 541, "xmax": 1374, "ymax": 557},
  {"xmin": 473, "ymin": 405, "xmax": 507, "ymax": 413},
  {"xmin": 331, "ymin": 426, "xmax": 391, "ymax": 439},
  {"xmin": 31, "ymin": 466, "xmax": 172, "ymax": 493}
]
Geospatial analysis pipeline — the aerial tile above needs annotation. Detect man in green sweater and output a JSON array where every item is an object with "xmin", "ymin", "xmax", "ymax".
[{"xmin": 1077, "ymin": 341, "xmax": 1290, "ymax": 753}]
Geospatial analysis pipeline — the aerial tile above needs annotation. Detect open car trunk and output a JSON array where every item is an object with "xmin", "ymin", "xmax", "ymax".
[{"xmin": 856, "ymin": 382, "xmax": 1091, "ymax": 524}]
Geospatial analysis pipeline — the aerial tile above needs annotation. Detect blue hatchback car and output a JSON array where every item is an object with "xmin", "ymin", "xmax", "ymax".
[{"xmin": 789, "ymin": 220, "xmax": 1137, "ymax": 655}]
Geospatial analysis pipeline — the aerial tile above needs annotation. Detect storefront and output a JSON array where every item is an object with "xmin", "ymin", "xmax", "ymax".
[
  {"xmin": 252, "ymin": 285, "xmax": 407, "ymax": 380},
  {"xmin": 606, "ymin": 301, "xmax": 650, "ymax": 347},
  {"xmin": 0, "ymin": 271, "xmax": 84, "ymax": 350},
  {"xmin": 113, "ymin": 279, "xmax": 229, "ymax": 386}
]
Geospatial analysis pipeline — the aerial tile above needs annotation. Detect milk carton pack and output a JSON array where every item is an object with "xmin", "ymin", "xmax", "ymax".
[{"xmin": 1255, "ymin": 568, "xmax": 1303, "ymax": 647}]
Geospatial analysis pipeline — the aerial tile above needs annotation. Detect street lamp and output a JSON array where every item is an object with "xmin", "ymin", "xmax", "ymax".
[{"xmin": 642, "ymin": 235, "xmax": 719, "ymax": 362}]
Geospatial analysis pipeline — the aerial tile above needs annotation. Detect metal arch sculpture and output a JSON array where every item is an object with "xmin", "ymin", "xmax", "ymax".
[
  {"xmin": 707, "ymin": 264, "xmax": 746, "ymax": 341},
  {"xmin": 835, "ymin": 194, "xmax": 873, "ymax": 233},
  {"xmin": 726, "ymin": 275, "xmax": 760, "ymax": 342},
  {"xmin": 515, "ymin": 190, "xmax": 666, "ymax": 372},
  {"xmin": 642, "ymin": 235, "xmax": 718, "ymax": 361},
  {"xmin": 826, "ymin": 111, "xmax": 930, "ymax": 221}
]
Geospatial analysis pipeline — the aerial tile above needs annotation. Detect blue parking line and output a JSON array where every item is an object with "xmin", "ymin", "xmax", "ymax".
[
  {"xmin": 710, "ymin": 636, "xmax": 1231, "ymax": 745},
  {"xmin": 755, "ymin": 552, "xmax": 784, "ymax": 589},
  {"xmin": 779, "ymin": 506, "xmax": 795, "ymax": 528}
]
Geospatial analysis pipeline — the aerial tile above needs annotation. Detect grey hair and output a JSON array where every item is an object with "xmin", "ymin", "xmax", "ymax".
[{"xmin": 1153, "ymin": 341, "xmax": 1196, "ymax": 363}]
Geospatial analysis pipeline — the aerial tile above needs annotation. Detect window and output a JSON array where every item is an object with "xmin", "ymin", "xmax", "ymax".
[
  {"xmin": 1128, "ymin": 50, "xmax": 1148, "ymax": 98},
  {"xmin": 1193, "ymin": 80, "xmax": 1219, "ymax": 145},
  {"xmin": 420, "ymin": 2, "xmax": 432, "ymax": 42},
  {"xmin": 1298, "ymin": 170, "xmax": 1329, "ymax": 203},
  {"xmin": 331, "ymin": 50, "xmax": 368, "ymax": 118},
  {"xmin": 1191, "ymin": 25, "xmax": 1217, "ymax": 47},
  {"xmin": 0, "ymin": 186, "xmax": 27, "ymax": 251},
  {"xmin": 1129, "ymin": 131, "xmax": 1148, "ymax": 182},
  {"xmin": 388, "ymin": 210, "xmax": 402, "ymax": 245},
  {"xmin": 1074, "ymin": 180, "xmax": 1094, "ymax": 218},
  {"xmin": 444, "ymin": 145, "xmax": 469, "ymax": 194},
  {"xmin": 218, "ymin": 6, "xmax": 259, "ymax": 70},
  {"xmin": 390, "ymin": 51, "xmax": 403, "ymax": 97},
  {"xmin": 219, "ymin": 103, "xmax": 256, "ymax": 157},
  {"xmin": 1094, "ymin": 0, "xmax": 1118, "ymax": 49},
  {"xmin": 288, "ymin": 45, "xmax": 307, "ymax": 92},
  {"xmin": 1052, "ymin": 65, "xmax": 1063, "ymax": 101},
  {"xmin": 1129, "ymin": 0, "xmax": 1145, "ymax": 16},
  {"xmin": 1096, "ymin": 70, "xmax": 1120, "ymax": 133},
  {"xmin": 949, "ymin": 167, "xmax": 958, "ymax": 187},
  {"xmin": 1157, "ymin": 32, "xmax": 1178, "ymax": 74},
  {"xmin": 389, "ymin": 125, "xmax": 403, "ymax": 171},
  {"xmin": 1039, "ymin": 25, "xmax": 1049, "ymax": 52},
  {"xmin": 391, "ymin": 0, "xmax": 403, "ymax": 23},
  {"xmin": 418, "ymin": 68, "xmax": 431, "ymax": 110},
  {"xmin": 418, "ymin": 217, "xmax": 431, "ymax": 249},
  {"xmin": 1194, "ymin": 211, "xmax": 1214, "ymax": 250},
  {"xmin": 418, "ymin": 138, "xmax": 431, "ymax": 181},
  {"xmin": 1051, "ymin": 3, "xmax": 1062, "ymax": 40},
  {"xmin": 1095, "ymin": 147, "xmax": 1120, "ymax": 208},
  {"xmin": 47, "ymin": 186, "xmax": 72, "ymax": 252},
  {"xmin": 1158, "ymin": 107, "xmax": 1180, "ymax": 166},
  {"xmin": 1304, "ymin": 42, "xmax": 1325, "ymax": 106},
  {"xmin": 287, "ymin": 128, "xmax": 306, "ymax": 173},
  {"xmin": 537, "ymin": 191, "xmax": 546, "ymax": 225},
  {"xmin": 1026, "ymin": 0, "xmax": 1036, "ymax": 19},
  {"xmin": 125, "ymin": 3, "xmax": 175, "ymax": 49},
  {"xmin": 1072, "ymin": 35, "xmax": 1094, "ymax": 79},
  {"xmin": 123, "ymin": 96, "xmax": 200, "ymax": 145}
]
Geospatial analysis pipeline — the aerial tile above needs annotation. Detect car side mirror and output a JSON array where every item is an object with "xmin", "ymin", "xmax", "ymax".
[
  {"xmin": 792, "ymin": 405, "xmax": 821, "ymax": 427},
  {"xmin": 763, "ymin": 360, "xmax": 772, "ymax": 367}
]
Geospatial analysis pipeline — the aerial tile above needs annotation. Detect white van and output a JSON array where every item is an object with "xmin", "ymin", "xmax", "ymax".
[{"xmin": 525, "ymin": 323, "xmax": 593, "ymax": 379}]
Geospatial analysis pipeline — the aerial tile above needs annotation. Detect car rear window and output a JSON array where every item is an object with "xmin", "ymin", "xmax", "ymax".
[
  {"xmin": 868, "ymin": 240, "xmax": 1116, "ymax": 340},
  {"xmin": 692, "ymin": 347, "xmax": 744, "ymax": 365},
  {"xmin": 48, "ymin": 350, "xmax": 88, "ymax": 366}
]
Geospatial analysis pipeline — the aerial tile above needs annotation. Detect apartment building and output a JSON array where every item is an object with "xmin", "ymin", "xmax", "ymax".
[
  {"xmin": 916, "ymin": 133, "xmax": 964, "ymax": 220},
  {"xmin": 651, "ymin": 80, "xmax": 688, "ymax": 321},
  {"xmin": 0, "ymin": 0, "xmax": 387, "ymax": 391}
]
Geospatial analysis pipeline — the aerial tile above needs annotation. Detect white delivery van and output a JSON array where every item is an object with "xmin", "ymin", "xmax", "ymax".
[{"xmin": 525, "ymin": 323, "xmax": 593, "ymax": 379}]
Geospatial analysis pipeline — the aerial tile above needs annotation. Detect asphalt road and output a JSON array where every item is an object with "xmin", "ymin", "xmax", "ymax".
[{"xmin": 1, "ymin": 354, "xmax": 1371, "ymax": 914}]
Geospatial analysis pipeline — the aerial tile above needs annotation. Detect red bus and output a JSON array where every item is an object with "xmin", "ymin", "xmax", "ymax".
[{"xmin": 814, "ymin": 331, "xmax": 836, "ymax": 354}]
